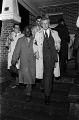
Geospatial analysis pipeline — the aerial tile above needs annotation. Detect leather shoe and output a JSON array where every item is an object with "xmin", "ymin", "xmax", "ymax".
[{"xmin": 44, "ymin": 96, "xmax": 50, "ymax": 105}]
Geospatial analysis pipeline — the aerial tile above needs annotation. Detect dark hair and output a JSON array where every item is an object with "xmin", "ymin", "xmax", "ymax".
[
  {"xmin": 42, "ymin": 16, "xmax": 50, "ymax": 23},
  {"xmin": 58, "ymin": 18, "xmax": 65, "ymax": 24},
  {"xmin": 36, "ymin": 16, "xmax": 42, "ymax": 21}
]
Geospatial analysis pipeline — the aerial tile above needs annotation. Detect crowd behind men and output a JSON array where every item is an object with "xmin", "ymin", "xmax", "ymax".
[{"xmin": 6, "ymin": 15, "xmax": 79, "ymax": 105}]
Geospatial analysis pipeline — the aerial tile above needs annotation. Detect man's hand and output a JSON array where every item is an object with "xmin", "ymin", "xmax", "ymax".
[{"xmin": 34, "ymin": 51, "xmax": 39, "ymax": 59}]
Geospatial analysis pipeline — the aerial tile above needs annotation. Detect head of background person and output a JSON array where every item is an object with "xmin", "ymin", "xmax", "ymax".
[
  {"xmin": 41, "ymin": 16, "xmax": 50, "ymax": 30},
  {"xmin": 58, "ymin": 18, "xmax": 66, "ymax": 26},
  {"xmin": 13, "ymin": 23, "xmax": 20, "ymax": 34},
  {"xmin": 36, "ymin": 16, "xmax": 42, "ymax": 26},
  {"xmin": 24, "ymin": 26, "xmax": 32, "ymax": 37}
]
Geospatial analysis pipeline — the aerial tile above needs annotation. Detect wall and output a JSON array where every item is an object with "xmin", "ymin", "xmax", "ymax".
[
  {"xmin": 39, "ymin": 3, "xmax": 79, "ymax": 34},
  {"xmin": 0, "ymin": 20, "xmax": 14, "ymax": 83}
]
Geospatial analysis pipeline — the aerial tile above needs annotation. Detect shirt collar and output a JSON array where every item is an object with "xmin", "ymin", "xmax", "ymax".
[{"xmin": 44, "ymin": 29, "xmax": 50, "ymax": 38}]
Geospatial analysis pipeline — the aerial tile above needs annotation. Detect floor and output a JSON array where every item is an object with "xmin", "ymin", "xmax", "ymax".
[{"xmin": 1, "ymin": 59, "xmax": 79, "ymax": 120}]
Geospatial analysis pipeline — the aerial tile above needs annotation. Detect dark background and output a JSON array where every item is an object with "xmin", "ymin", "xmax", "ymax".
[
  {"xmin": 0, "ymin": 0, "xmax": 2, "ymax": 33},
  {"xmin": 49, "ymin": 14, "xmax": 63, "ymax": 24},
  {"xmin": 18, "ymin": 3, "xmax": 29, "ymax": 32}
]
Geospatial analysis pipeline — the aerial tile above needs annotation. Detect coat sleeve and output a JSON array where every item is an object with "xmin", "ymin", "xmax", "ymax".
[
  {"xmin": 31, "ymin": 26, "xmax": 36, "ymax": 38},
  {"xmin": 11, "ymin": 38, "xmax": 21, "ymax": 66},
  {"xmin": 51, "ymin": 30, "xmax": 61, "ymax": 51},
  {"xmin": 33, "ymin": 32, "xmax": 40, "ymax": 59},
  {"xmin": 33, "ymin": 32, "xmax": 39, "ymax": 53}
]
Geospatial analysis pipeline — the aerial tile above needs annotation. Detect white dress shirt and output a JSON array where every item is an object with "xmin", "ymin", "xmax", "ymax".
[{"xmin": 44, "ymin": 29, "xmax": 50, "ymax": 38}]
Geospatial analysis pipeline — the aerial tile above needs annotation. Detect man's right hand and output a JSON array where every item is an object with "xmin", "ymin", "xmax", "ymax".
[{"xmin": 35, "ymin": 51, "xmax": 39, "ymax": 59}]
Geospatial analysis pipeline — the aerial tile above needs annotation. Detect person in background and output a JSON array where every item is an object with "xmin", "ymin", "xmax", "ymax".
[
  {"xmin": 55, "ymin": 18, "xmax": 70, "ymax": 78},
  {"xmin": 32, "ymin": 16, "xmax": 42, "ymax": 38},
  {"xmin": 34, "ymin": 16, "xmax": 61, "ymax": 105},
  {"xmin": 32, "ymin": 16, "xmax": 44, "ymax": 89},
  {"xmin": 11, "ymin": 26, "xmax": 36, "ymax": 102},
  {"xmin": 5, "ymin": 23, "xmax": 24, "ymax": 88}
]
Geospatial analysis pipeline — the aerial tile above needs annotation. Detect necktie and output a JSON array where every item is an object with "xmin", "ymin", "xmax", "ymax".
[{"xmin": 44, "ymin": 31, "xmax": 48, "ymax": 38}]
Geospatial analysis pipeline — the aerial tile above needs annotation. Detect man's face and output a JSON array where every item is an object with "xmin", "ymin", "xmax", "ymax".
[
  {"xmin": 36, "ymin": 18, "xmax": 41, "ymax": 26},
  {"xmin": 14, "ymin": 25, "xmax": 20, "ymax": 34},
  {"xmin": 41, "ymin": 19, "xmax": 49, "ymax": 30}
]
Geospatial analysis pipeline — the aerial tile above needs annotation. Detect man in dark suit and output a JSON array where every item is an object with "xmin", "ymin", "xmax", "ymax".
[{"xmin": 41, "ymin": 16, "xmax": 60, "ymax": 104}]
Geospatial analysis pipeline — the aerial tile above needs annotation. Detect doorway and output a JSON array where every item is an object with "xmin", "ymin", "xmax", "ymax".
[{"xmin": 18, "ymin": 3, "xmax": 29, "ymax": 32}]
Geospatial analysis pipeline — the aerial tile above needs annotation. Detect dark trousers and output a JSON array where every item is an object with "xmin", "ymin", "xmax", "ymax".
[
  {"xmin": 60, "ymin": 58, "xmax": 67, "ymax": 76},
  {"xmin": 43, "ymin": 65, "xmax": 54, "ymax": 96}
]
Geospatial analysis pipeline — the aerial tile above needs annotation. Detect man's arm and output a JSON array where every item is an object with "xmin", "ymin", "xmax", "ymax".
[
  {"xmin": 33, "ymin": 32, "xmax": 39, "ymax": 59},
  {"xmin": 51, "ymin": 30, "xmax": 61, "ymax": 51},
  {"xmin": 31, "ymin": 26, "xmax": 36, "ymax": 38}
]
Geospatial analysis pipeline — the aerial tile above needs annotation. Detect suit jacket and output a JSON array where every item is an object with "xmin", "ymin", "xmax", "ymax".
[{"xmin": 43, "ymin": 29, "xmax": 58, "ymax": 68}]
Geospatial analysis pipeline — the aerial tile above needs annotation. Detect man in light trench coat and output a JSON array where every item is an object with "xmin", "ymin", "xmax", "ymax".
[{"xmin": 34, "ymin": 16, "xmax": 61, "ymax": 104}]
